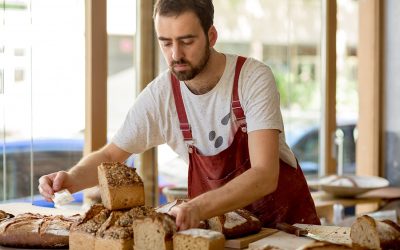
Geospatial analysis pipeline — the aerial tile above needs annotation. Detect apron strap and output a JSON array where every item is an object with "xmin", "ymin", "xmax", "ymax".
[
  {"xmin": 232, "ymin": 56, "xmax": 247, "ymax": 126},
  {"xmin": 171, "ymin": 74, "xmax": 193, "ymax": 142}
]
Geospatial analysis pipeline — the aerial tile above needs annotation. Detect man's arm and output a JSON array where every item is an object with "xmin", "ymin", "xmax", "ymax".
[
  {"xmin": 38, "ymin": 142, "xmax": 132, "ymax": 200},
  {"xmin": 170, "ymin": 129, "xmax": 280, "ymax": 230}
]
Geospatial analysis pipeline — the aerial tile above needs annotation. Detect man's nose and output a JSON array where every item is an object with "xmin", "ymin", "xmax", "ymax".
[{"xmin": 172, "ymin": 44, "xmax": 183, "ymax": 61}]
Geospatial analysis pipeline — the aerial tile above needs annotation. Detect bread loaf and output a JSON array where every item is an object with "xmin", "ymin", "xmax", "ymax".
[
  {"xmin": 350, "ymin": 215, "xmax": 400, "ymax": 250},
  {"xmin": 0, "ymin": 210, "xmax": 13, "ymax": 221},
  {"xmin": 207, "ymin": 208, "xmax": 261, "ymax": 238},
  {"xmin": 173, "ymin": 228, "xmax": 225, "ymax": 250},
  {"xmin": 95, "ymin": 206, "xmax": 156, "ymax": 250},
  {"xmin": 0, "ymin": 212, "xmax": 80, "ymax": 248},
  {"xmin": 133, "ymin": 212, "xmax": 176, "ymax": 250},
  {"xmin": 69, "ymin": 204, "xmax": 111, "ymax": 250},
  {"xmin": 98, "ymin": 162, "xmax": 145, "ymax": 210}
]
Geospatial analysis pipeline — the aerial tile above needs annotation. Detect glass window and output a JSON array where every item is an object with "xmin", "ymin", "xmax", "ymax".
[
  {"xmin": 0, "ymin": 0, "xmax": 85, "ymax": 202},
  {"xmin": 214, "ymin": 0, "xmax": 323, "ymax": 177},
  {"xmin": 384, "ymin": 0, "xmax": 400, "ymax": 186},
  {"xmin": 335, "ymin": 0, "xmax": 358, "ymax": 175},
  {"xmin": 106, "ymin": 0, "xmax": 136, "ymax": 141}
]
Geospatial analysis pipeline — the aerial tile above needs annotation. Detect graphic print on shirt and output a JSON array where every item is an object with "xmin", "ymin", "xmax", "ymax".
[{"xmin": 209, "ymin": 112, "xmax": 231, "ymax": 148}]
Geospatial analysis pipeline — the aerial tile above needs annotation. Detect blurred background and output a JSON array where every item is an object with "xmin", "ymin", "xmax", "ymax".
[{"xmin": 0, "ymin": 0, "xmax": 398, "ymax": 212}]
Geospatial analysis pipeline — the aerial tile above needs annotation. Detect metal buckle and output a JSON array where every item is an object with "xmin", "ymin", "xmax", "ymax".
[{"xmin": 185, "ymin": 140, "xmax": 195, "ymax": 154}]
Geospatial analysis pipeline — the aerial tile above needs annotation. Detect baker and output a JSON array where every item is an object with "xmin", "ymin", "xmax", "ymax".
[{"xmin": 38, "ymin": 0, "xmax": 320, "ymax": 230}]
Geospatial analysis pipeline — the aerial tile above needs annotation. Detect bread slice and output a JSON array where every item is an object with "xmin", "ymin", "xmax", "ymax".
[
  {"xmin": 98, "ymin": 162, "xmax": 145, "ymax": 210},
  {"xmin": 95, "ymin": 206, "xmax": 156, "ymax": 250},
  {"xmin": 350, "ymin": 215, "xmax": 400, "ymax": 250},
  {"xmin": 207, "ymin": 208, "xmax": 261, "ymax": 238},
  {"xmin": 69, "ymin": 204, "xmax": 111, "ymax": 250},
  {"xmin": 173, "ymin": 228, "xmax": 225, "ymax": 250},
  {"xmin": 133, "ymin": 213, "xmax": 176, "ymax": 250}
]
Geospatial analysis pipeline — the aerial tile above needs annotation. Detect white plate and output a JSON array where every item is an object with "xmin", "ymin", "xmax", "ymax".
[{"xmin": 318, "ymin": 175, "xmax": 389, "ymax": 197}]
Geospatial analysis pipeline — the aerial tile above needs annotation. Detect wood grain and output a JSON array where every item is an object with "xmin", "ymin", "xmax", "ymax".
[{"xmin": 225, "ymin": 228, "xmax": 278, "ymax": 249}]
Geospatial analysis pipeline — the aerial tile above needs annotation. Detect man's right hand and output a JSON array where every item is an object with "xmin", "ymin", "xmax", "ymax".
[{"xmin": 38, "ymin": 171, "xmax": 71, "ymax": 202}]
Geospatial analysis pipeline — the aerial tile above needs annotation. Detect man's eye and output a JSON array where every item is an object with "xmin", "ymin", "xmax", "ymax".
[
  {"xmin": 182, "ymin": 40, "xmax": 193, "ymax": 45},
  {"xmin": 162, "ymin": 42, "xmax": 172, "ymax": 47}
]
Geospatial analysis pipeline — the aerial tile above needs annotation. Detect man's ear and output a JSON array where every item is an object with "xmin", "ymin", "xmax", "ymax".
[{"xmin": 208, "ymin": 25, "xmax": 218, "ymax": 47}]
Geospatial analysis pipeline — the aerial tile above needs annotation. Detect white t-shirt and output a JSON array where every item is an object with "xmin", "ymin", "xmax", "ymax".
[{"xmin": 112, "ymin": 54, "xmax": 297, "ymax": 168}]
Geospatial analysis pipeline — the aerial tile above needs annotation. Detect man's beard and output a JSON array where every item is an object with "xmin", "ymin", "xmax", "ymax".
[{"xmin": 170, "ymin": 46, "xmax": 210, "ymax": 81}]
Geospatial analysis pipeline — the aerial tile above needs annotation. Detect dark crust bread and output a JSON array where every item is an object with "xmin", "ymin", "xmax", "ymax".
[
  {"xmin": 0, "ymin": 210, "xmax": 14, "ymax": 222},
  {"xmin": 71, "ymin": 204, "xmax": 110, "ymax": 235},
  {"xmin": 0, "ymin": 213, "xmax": 80, "ymax": 248},
  {"xmin": 208, "ymin": 208, "xmax": 261, "ymax": 239}
]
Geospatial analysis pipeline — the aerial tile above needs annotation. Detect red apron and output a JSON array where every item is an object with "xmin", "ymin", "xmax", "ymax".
[{"xmin": 170, "ymin": 56, "xmax": 320, "ymax": 227}]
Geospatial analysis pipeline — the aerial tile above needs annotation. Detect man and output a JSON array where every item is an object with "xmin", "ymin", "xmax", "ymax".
[{"xmin": 39, "ymin": 0, "xmax": 320, "ymax": 230}]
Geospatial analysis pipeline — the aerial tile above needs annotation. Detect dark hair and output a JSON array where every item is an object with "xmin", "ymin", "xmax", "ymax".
[{"xmin": 153, "ymin": 0, "xmax": 214, "ymax": 34}]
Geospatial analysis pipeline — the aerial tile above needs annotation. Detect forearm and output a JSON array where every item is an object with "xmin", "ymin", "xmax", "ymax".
[
  {"xmin": 189, "ymin": 165, "xmax": 278, "ymax": 220},
  {"xmin": 66, "ymin": 150, "xmax": 113, "ymax": 193}
]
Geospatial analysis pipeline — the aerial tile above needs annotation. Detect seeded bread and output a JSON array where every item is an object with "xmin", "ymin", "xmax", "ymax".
[
  {"xmin": 0, "ymin": 212, "xmax": 80, "ymax": 248},
  {"xmin": 98, "ymin": 162, "xmax": 145, "ymax": 210},
  {"xmin": 69, "ymin": 204, "xmax": 111, "ymax": 250},
  {"xmin": 207, "ymin": 208, "xmax": 261, "ymax": 238},
  {"xmin": 350, "ymin": 215, "xmax": 400, "ymax": 250},
  {"xmin": 133, "ymin": 212, "xmax": 176, "ymax": 250},
  {"xmin": 173, "ymin": 228, "xmax": 225, "ymax": 250},
  {"xmin": 95, "ymin": 206, "xmax": 156, "ymax": 250}
]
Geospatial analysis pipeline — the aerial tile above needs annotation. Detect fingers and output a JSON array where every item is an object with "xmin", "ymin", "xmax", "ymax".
[
  {"xmin": 38, "ymin": 174, "xmax": 56, "ymax": 201},
  {"xmin": 169, "ymin": 202, "xmax": 200, "ymax": 231},
  {"xmin": 38, "ymin": 171, "xmax": 69, "ymax": 201},
  {"xmin": 52, "ymin": 171, "xmax": 68, "ymax": 192}
]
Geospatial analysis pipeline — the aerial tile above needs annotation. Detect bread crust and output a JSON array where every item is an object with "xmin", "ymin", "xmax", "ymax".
[
  {"xmin": 350, "ymin": 215, "xmax": 400, "ymax": 250},
  {"xmin": 173, "ymin": 228, "xmax": 225, "ymax": 250},
  {"xmin": 207, "ymin": 208, "xmax": 261, "ymax": 238},
  {"xmin": 98, "ymin": 162, "xmax": 145, "ymax": 210},
  {"xmin": 0, "ymin": 212, "xmax": 80, "ymax": 248},
  {"xmin": 133, "ymin": 213, "xmax": 176, "ymax": 250},
  {"xmin": 69, "ymin": 204, "xmax": 111, "ymax": 250}
]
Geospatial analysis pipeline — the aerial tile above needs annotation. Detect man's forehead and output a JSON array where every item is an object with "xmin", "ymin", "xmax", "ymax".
[{"xmin": 155, "ymin": 11, "xmax": 202, "ymax": 31}]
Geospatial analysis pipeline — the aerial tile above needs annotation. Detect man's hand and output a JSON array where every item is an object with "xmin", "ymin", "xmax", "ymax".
[
  {"xmin": 168, "ymin": 201, "xmax": 201, "ymax": 231},
  {"xmin": 38, "ymin": 171, "xmax": 71, "ymax": 202}
]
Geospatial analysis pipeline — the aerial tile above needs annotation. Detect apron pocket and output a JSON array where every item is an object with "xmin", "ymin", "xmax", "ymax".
[{"xmin": 206, "ymin": 159, "xmax": 250, "ymax": 189}]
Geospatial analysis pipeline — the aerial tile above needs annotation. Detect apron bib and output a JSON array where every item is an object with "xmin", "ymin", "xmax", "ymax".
[{"xmin": 170, "ymin": 56, "xmax": 320, "ymax": 227}]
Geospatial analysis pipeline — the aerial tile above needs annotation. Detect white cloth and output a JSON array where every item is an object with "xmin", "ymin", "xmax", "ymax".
[{"xmin": 112, "ymin": 54, "xmax": 297, "ymax": 168}]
